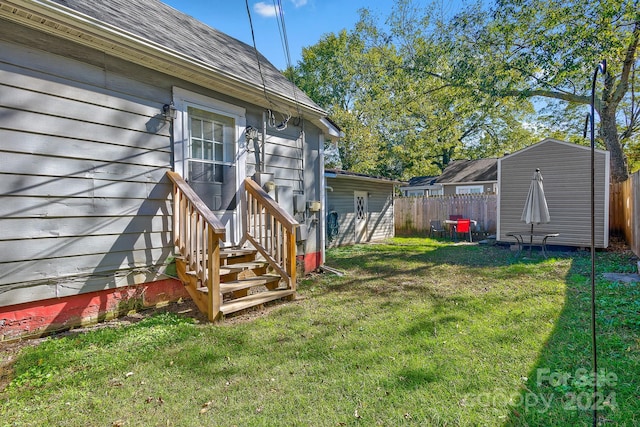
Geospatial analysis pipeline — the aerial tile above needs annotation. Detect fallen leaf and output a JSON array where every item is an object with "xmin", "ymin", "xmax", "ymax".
[
  {"xmin": 112, "ymin": 421, "xmax": 125, "ymax": 427},
  {"xmin": 199, "ymin": 408, "xmax": 209, "ymax": 415}
]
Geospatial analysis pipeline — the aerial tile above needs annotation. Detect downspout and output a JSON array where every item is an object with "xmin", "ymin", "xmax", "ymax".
[
  {"xmin": 262, "ymin": 112, "xmax": 267, "ymax": 173},
  {"xmin": 258, "ymin": 111, "xmax": 267, "ymax": 173},
  {"xmin": 319, "ymin": 134, "xmax": 326, "ymax": 267}
]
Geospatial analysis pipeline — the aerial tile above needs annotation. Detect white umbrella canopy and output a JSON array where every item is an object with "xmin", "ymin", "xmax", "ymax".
[{"xmin": 521, "ymin": 168, "xmax": 550, "ymax": 226}]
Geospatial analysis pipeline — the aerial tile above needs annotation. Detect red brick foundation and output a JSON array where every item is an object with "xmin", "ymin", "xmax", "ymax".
[
  {"xmin": 298, "ymin": 251, "xmax": 322, "ymax": 274},
  {"xmin": 0, "ymin": 279, "xmax": 187, "ymax": 341}
]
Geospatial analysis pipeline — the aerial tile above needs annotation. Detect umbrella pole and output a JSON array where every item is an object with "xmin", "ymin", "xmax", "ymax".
[{"xmin": 529, "ymin": 223, "xmax": 533, "ymax": 257}]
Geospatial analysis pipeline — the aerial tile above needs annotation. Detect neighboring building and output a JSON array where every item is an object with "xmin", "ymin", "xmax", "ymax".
[
  {"xmin": 435, "ymin": 158, "xmax": 498, "ymax": 195},
  {"xmin": 399, "ymin": 176, "xmax": 443, "ymax": 197},
  {"xmin": 497, "ymin": 138, "xmax": 610, "ymax": 248},
  {"xmin": 324, "ymin": 170, "xmax": 400, "ymax": 248},
  {"xmin": 0, "ymin": 0, "xmax": 339, "ymax": 339}
]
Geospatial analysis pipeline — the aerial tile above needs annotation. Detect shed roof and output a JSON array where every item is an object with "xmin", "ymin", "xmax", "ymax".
[
  {"xmin": 501, "ymin": 137, "xmax": 609, "ymax": 159},
  {"xmin": 325, "ymin": 169, "xmax": 402, "ymax": 184},
  {"xmin": 435, "ymin": 158, "xmax": 497, "ymax": 184}
]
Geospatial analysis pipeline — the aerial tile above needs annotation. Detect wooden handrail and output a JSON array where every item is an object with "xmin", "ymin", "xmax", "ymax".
[
  {"xmin": 167, "ymin": 171, "xmax": 226, "ymax": 235},
  {"xmin": 167, "ymin": 171, "xmax": 225, "ymax": 321},
  {"xmin": 244, "ymin": 178, "xmax": 298, "ymax": 229},
  {"xmin": 244, "ymin": 178, "xmax": 298, "ymax": 290}
]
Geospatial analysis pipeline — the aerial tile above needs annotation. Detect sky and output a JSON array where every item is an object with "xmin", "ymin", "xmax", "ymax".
[{"xmin": 161, "ymin": 1, "xmax": 466, "ymax": 70}]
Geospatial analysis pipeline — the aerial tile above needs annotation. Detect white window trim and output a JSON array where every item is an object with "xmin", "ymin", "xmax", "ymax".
[
  {"xmin": 171, "ymin": 87, "xmax": 247, "ymax": 244},
  {"xmin": 172, "ymin": 87, "xmax": 246, "ymax": 180},
  {"xmin": 455, "ymin": 185, "xmax": 484, "ymax": 195}
]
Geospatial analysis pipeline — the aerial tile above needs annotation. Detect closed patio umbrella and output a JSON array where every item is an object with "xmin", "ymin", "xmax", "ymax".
[{"xmin": 521, "ymin": 168, "xmax": 550, "ymax": 254}]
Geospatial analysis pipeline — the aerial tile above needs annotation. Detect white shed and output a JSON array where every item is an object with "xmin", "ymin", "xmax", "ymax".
[
  {"xmin": 324, "ymin": 170, "xmax": 400, "ymax": 248},
  {"xmin": 497, "ymin": 138, "xmax": 610, "ymax": 248}
]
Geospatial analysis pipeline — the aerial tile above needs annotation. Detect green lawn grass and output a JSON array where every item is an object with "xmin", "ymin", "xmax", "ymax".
[{"xmin": 1, "ymin": 237, "xmax": 638, "ymax": 426}]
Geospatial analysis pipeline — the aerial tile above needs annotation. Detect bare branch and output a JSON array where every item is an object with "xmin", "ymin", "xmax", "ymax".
[{"xmin": 501, "ymin": 89, "xmax": 591, "ymax": 105}]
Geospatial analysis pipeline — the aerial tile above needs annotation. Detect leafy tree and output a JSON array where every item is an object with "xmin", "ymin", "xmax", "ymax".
[
  {"xmin": 289, "ymin": 29, "xmax": 385, "ymax": 173},
  {"xmin": 291, "ymin": 1, "xmax": 545, "ymax": 179},
  {"xmin": 351, "ymin": 0, "xmax": 541, "ymax": 177},
  {"xmin": 447, "ymin": 0, "xmax": 640, "ymax": 181},
  {"xmin": 292, "ymin": 0, "xmax": 640, "ymax": 181}
]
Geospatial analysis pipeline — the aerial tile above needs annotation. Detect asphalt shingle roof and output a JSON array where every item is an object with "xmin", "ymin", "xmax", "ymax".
[
  {"xmin": 407, "ymin": 176, "xmax": 439, "ymax": 186},
  {"xmin": 50, "ymin": 0, "xmax": 318, "ymax": 109},
  {"xmin": 435, "ymin": 158, "xmax": 497, "ymax": 184}
]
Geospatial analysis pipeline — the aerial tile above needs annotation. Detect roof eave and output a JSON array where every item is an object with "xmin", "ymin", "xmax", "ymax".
[
  {"xmin": 439, "ymin": 180, "xmax": 497, "ymax": 185},
  {"xmin": 325, "ymin": 171, "xmax": 402, "ymax": 185},
  {"xmin": 1, "ymin": 0, "xmax": 334, "ymax": 132}
]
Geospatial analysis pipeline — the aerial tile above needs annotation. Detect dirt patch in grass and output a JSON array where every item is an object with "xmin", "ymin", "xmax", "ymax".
[
  {"xmin": 0, "ymin": 294, "xmax": 302, "ymax": 392},
  {"xmin": 0, "ymin": 338, "xmax": 42, "ymax": 391}
]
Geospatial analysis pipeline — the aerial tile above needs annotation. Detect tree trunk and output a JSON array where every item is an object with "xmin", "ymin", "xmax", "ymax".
[{"xmin": 600, "ymin": 106, "xmax": 629, "ymax": 183}]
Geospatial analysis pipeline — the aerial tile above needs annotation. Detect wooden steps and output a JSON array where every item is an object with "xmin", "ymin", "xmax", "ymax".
[
  {"xmin": 176, "ymin": 245, "xmax": 294, "ymax": 320},
  {"xmin": 197, "ymin": 274, "xmax": 281, "ymax": 294},
  {"xmin": 220, "ymin": 248, "xmax": 257, "ymax": 258},
  {"xmin": 220, "ymin": 289, "xmax": 295, "ymax": 316},
  {"xmin": 219, "ymin": 262, "xmax": 266, "ymax": 276},
  {"xmin": 169, "ymin": 172, "xmax": 296, "ymax": 323}
]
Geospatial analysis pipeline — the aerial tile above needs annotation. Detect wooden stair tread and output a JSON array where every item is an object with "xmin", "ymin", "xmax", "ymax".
[
  {"xmin": 223, "ymin": 261, "xmax": 267, "ymax": 270},
  {"xmin": 186, "ymin": 262, "xmax": 266, "ymax": 279},
  {"xmin": 196, "ymin": 275, "xmax": 281, "ymax": 294},
  {"xmin": 220, "ymin": 290, "xmax": 295, "ymax": 315},
  {"xmin": 220, "ymin": 248, "xmax": 257, "ymax": 258},
  {"xmin": 220, "ymin": 276, "xmax": 281, "ymax": 293},
  {"xmin": 186, "ymin": 268, "xmax": 241, "ymax": 278}
]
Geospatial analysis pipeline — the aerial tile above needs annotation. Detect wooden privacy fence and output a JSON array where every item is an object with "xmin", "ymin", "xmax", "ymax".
[
  {"xmin": 610, "ymin": 170, "xmax": 640, "ymax": 257},
  {"xmin": 395, "ymin": 194, "xmax": 498, "ymax": 236}
]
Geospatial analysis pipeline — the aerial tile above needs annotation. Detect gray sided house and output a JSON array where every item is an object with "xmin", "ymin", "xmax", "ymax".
[
  {"xmin": 497, "ymin": 138, "xmax": 610, "ymax": 248},
  {"xmin": 435, "ymin": 158, "xmax": 498, "ymax": 195},
  {"xmin": 399, "ymin": 176, "xmax": 443, "ymax": 197},
  {"xmin": 0, "ymin": 0, "xmax": 339, "ymax": 337},
  {"xmin": 324, "ymin": 170, "xmax": 399, "ymax": 248}
]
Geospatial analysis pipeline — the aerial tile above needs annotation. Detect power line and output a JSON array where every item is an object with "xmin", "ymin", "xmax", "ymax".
[
  {"xmin": 274, "ymin": 0, "xmax": 302, "ymax": 119},
  {"xmin": 245, "ymin": 0, "xmax": 302, "ymax": 128},
  {"xmin": 245, "ymin": 0, "xmax": 275, "ymax": 109}
]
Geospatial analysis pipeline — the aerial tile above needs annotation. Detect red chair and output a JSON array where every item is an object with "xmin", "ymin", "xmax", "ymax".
[
  {"xmin": 448, "ymin": 215, "xmax": 463, "ymax": 239},
  {"xmin": 456, "ymin": 219, "xmax": 472, "ymax": 242}
]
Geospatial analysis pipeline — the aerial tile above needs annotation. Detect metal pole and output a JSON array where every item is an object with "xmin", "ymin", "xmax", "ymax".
[{"xmin": 588, "ymin": 59, "xmax": 606, "ymax": 427}]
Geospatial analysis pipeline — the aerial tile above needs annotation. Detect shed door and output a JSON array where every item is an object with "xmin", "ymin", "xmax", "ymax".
[{"xmin": 354, "ymin": 191, "xmax": 368, "ymax": 243}]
